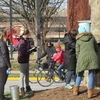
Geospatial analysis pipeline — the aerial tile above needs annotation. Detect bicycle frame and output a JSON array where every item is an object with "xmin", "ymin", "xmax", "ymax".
[{"xmin": 29, "ymin": 60, "xmax": 42, "ymax": 84}]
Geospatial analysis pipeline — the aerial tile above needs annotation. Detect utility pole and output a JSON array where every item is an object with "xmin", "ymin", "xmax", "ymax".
[
  {"xmin": 35, "ymin": 0, "xmax": 41, "ymax": 58},
  {"xmin": 10, "ymin": 0, "xmax": 13, "ymax": 59}
]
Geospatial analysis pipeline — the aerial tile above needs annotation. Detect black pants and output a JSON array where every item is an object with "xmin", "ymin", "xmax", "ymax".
[{"xmin": 0, "ymin": 67, "xmax": 8, "ymax": 100}]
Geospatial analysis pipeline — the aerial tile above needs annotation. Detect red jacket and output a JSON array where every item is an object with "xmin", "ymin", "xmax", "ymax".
[{"xmin": 51, "ymin": 44, "xmax": 64, "ymax": 64}]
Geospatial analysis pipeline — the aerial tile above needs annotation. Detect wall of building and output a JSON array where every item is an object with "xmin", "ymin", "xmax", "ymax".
[{"xmin": 67, "ymin": 0, "xmax": 91, "ymax": 32}]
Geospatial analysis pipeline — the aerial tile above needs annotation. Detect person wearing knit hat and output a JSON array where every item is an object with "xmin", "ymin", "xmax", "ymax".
[
  {"xmin": 73, "ymin": 27, "xmax": 99, "ymax": 98},
  {"xmin": 78, "ymin": 26, "xmax": 86, "ymax": 34},
  {"xmin": 37, "ymin": 39, "xmax": 56, "ymax": 70}
]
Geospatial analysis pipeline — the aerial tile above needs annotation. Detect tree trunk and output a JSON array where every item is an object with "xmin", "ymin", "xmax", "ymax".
[
  {"xmin": 94, "ymin": 43, "xmax": 100, "ymax": 89},
  {"xmin": 25, "ymin": 21, "xmax": 38, "ymax": 59},
  {"xmin": 89, "ymin": 0, "xmax": 100, "ymax": 43},
  {"xmin": 89, "ymin": 0, "xmax": 100, "ymax": 88}
]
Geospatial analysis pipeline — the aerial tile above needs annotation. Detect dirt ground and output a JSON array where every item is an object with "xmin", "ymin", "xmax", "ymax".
[{"xmin": 30, "ymin": 86, "xmax": 100, "ymax": 100}]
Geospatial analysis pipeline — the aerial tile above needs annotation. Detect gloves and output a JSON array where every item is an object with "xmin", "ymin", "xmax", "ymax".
[
  {"xmin": 36, "ymin": 57, "xmax": 40, "ymax": 63},
  {"xmin": 36, "ymin": 57, "xmax": 42, "ymax": 64},
  {"xmin": 29, "ymin": 47, "xmax": 37, "ymax": 52},
  {"xmin": 32, "ymin": 46, "xmax": 37, "ymax": 52},
  {"xmin": 37, "ymin": 57, "xmax": 40, "ymax": 60}
]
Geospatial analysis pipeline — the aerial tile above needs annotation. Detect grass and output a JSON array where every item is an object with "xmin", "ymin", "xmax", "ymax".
[
  {"xmin": 9, "ymin": 73, "xmax": 20, "ymax": 77},
  {"xmin": 8, "ymin": 73, "xmax": 37, "ymax": 77},
  {"xmin": 4, "ymin": 92, "xmax": 33, "ymax": 100},
  {"xmin": 10, "ymin": 59, "xmax": 36, "ymax": 71}
]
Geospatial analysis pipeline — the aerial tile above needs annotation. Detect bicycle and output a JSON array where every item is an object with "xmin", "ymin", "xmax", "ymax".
[
  {"xmin": 29, "ymin": 60, "xmax": 42, "ymax": 84},
  {"xmin": 37, "ymin": 61, "xmax": 68, "ymax": 87}
]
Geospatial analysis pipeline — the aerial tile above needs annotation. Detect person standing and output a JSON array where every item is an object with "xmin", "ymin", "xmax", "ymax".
[
  {"xmin": 0, "ymin": 30, "xmax": 11, "ymax": 100},
  {"xmin": 73, "ymin": 26, "xmax": 99, "ymax": 99},
  {"xmin": 63, "ymin": 29, "xmax": 78, "ymax": 89},
  {"xmin": 18, "ymin": 29, "xmax": 36, "ymax": 96}
]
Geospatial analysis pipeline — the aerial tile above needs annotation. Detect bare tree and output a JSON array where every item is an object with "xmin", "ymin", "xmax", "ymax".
[{"xmin": 0, "ymin": 0, "xmax": 65, "ymax": 51}]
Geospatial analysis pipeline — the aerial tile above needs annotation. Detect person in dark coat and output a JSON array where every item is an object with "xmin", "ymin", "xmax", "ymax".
[
  {"xmin": 38, "ymin": 40, "xmax": 56, "ymax": 69},
  {"xmin": 0, "ymin": 30, "xmax": 11, "ymax": 100},
  {"xmin": 18, "ymin": 29, "xmax": 36, "ymax": 96},
  {"xmin": 63, "ymin": 29, "xmax": 78, "ymax": 89}
]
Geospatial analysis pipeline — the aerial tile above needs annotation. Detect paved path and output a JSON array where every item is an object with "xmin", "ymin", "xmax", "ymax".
[{"xmin": 5, "ymin": 80, "xmax": 66, "ymax": 92}]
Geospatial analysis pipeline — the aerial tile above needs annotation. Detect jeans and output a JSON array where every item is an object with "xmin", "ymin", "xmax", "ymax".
[
  {"xmin": 66, "ymin": 70, "xmax": 76, "ymax": 85},
  {"xmin": 56, "ymin": 64, "xmax": 64, "ymax": 80},
  {"xmin": 44, "ymin": 60, "xmax": 55, "ymax": 78},
  {"xmin": 42, "ymin": 60, "xmax": 55, "ymax": 69},
  {"xmin": 75, "ymin": 70, "xmax": 94, "ymax": 88}
]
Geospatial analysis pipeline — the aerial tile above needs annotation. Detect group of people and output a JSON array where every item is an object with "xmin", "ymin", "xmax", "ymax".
[
  {"xmin": 63, "ymin": 27, "xmax": 99, "ymax": 99},
  {"xmin": 0, "ymin": 24, "xmax": 100, "ymax": 99},
  {"xmin": 38, "ymin": 27, "xmax": 100, "ymax": 99},
  {"xmin": 63, "ymin": 26, "xmax": 99, "ymax": 99},
  {"xmin": 0, "ymin": 29, "xmax": 37, "ymax": 100}
]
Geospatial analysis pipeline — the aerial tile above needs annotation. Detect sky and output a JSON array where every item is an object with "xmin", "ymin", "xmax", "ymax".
[{"xmin": 60, "ymin": 0, "xmax": 67, "ymax": 8}]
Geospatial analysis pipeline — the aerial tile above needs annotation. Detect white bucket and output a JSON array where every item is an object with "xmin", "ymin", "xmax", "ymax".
[{"xmin": 9, "ymin": 85, "xmax": 19, "ymax": 100}]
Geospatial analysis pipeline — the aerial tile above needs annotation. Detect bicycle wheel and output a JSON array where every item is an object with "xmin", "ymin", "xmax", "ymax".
[
  {"xmin": 37, "ymin": 69, "xmax": 54, "ymax": 87},
  {"xmin": 52, "ymin": 68, "xmax": 67, "ymax": 83},
  {"xmin": 53, "ymin": 71, "xmax": 61, "ymax": 83},
  {"xmin": 29, "ymin": 67, "xmax": 40, "ymax": 84}
]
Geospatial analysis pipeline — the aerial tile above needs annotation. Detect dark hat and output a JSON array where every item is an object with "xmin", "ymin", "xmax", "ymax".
[{"xmin": 70, "ymin": 29, "xmax": 78, "ymax": 36}]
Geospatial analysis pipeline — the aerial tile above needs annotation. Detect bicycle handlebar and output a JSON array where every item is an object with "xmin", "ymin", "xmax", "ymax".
[{"xmin": 36, "ymin": 59, "xmax": 42, "ymax": 64}]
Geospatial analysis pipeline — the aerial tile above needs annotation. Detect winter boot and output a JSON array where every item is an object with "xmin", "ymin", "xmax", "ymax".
[
  {"xmin": 88, "ymin": 88, "xmax": 93, "ymax": 99},
  {"xmin": 20, "ymin": 87, "xmax": 25, "ymax": 96},
  {"xmin": 73, "ymin": 86, "xmax": 79, "ymax": 95},
  {"xmin": 26, "ymin": 86, "xmax": 33, "ymax": 93}
]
